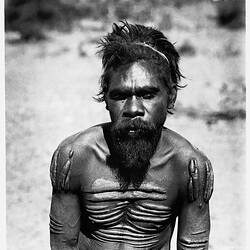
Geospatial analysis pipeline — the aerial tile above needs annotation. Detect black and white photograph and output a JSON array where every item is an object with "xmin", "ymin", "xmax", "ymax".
[{"xmin": 3, "ymin": 0, "xmax": 246, "ymax": 249}]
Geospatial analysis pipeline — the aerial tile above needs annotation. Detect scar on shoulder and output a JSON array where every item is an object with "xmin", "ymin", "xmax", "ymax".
[
  {"xmin": 50, "ymin": 149, "xmax": 74, "ymax": 192},
  {"xmin": 187, "ymin": 158, "xmax": 214, "ymax": 203},
  {"xmin": 203, "ymin": 160, "xmax": 214, "ymax": 202}
]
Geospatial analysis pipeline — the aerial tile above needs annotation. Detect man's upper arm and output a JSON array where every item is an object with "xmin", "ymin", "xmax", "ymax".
[
  {"xmin": 177, "ymin": 153, "xmax": 214, "ymax": 250},
  {"xmin": 49, "ymin": 146, "xmax": 81, "ymax": 250}
]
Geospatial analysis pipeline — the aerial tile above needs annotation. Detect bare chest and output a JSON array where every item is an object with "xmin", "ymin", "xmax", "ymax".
[{"xmin": 80, "ymin": 178, "xmax": 177, "ymax": 247}]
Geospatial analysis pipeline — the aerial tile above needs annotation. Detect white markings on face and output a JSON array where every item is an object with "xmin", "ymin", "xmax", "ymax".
[
  {"xmin": 120, "ymin": 62, "xmax": 157, "ymax": 91},
  {"xmin": 106, "ymin": 61, "xmax": 169, "ymax": 124}
]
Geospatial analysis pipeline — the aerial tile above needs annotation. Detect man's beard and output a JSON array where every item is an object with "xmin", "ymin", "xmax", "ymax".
[{"xmin": 106, "ymin": 119, "xmax": 162, "ymax": 191}]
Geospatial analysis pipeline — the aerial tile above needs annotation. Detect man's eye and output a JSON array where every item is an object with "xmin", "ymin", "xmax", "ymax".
[
  {"xmin": 142, "ymin": 93, "xmax": 155, "ymax": 99},
  {"xmin": 111, "ymin": 94, "xmax": 127, "ymax": 100}
]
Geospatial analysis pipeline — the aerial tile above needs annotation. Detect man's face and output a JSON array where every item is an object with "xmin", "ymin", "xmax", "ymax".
[
  {"xmin": 104, "ymin": 61, "xmax": 172, "ymax": 190},
  {"xmin": 105, "ymin": 61, "xmax": 170, "ymax": 130}
]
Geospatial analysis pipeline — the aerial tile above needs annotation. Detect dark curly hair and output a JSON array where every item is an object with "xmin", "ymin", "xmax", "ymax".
[{"xmin": 96, "ymin": 21, "xmax": 184, "ymax": 105}]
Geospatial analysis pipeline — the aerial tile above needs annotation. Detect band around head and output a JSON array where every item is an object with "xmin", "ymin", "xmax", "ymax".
[{"xmin": 134, "ymin": 42, "xmax": 169, "ymax": 64}]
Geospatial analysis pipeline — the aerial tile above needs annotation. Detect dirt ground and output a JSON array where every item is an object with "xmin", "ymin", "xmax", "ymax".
[{"xmin": 5, "ymin": 3, "xmax": 246, "ymax": 250}]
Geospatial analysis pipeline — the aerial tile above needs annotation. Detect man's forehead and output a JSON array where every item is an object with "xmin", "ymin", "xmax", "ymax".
[{"xmin": 109, "ymin": 62, "xmax": 163, "ymax": 90}]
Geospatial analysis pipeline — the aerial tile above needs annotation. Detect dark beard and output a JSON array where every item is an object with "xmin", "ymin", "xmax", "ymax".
[{"xmin": 105, "ymin": 119, "xmax": 162, "ymax": 191}]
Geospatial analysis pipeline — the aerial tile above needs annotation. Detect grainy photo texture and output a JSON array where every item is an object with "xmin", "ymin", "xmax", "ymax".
[{"xmin": 5, "ymin": 1, "xmax": 245, "ymax": 250}]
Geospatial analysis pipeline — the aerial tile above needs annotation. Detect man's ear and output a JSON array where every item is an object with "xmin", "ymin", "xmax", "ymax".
[
  {"xmin": 104, "ymin": 96, "xmax": 109, "ymax": 110},
  {"xmin": 167, "ymin": 87, "xmax": 177, "ymax": 111}
]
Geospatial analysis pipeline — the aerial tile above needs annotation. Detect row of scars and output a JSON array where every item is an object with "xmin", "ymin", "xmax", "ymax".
[
  {"xmin": 188, "ymin": 158, "xmax": 214, "ymax": 204},
  {"xmin": 50, "ymin": 148, "xmax": 214, "ymax": 203},
  {"xmin": 50, "ymin": 148, "xmax": 74, "ymax": 192}
]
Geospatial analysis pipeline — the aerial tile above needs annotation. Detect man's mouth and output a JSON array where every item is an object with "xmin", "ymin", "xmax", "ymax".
[
  {"xmin": 127, "ymin": 128, "xmax": 143, "ymax": 137},
  {"xmin": 128, "ymin": 129, "xmax": 136, "ymax": 135}
]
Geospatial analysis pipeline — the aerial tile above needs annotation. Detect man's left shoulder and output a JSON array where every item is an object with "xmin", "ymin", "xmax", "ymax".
[
  {"xmin": 163, "ymin": 127, "xmax": 210, "ymax": 166},
  {"xmin": 177, "ymin": 141, "xmax": 210, "ymax": 170},
  {"xmin": 163, "ymin": 128, "xmax": 214, "ymax": 203}
]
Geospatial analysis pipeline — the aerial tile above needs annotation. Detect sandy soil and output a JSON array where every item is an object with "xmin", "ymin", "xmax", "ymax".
[{"xmin": 5, "ymin": 3, "xmax": 245, "ymax": 250}]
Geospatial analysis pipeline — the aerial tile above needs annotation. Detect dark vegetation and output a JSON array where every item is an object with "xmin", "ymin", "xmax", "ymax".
[
  {"xmin": 177, "ymin": 76, "xmax": 246, "ymax": 123},
  {"xmin": 5, "ymin": 0, "xmax": 245, "ymax": 41},
  {"xmin": 5, "ymin": 0, "xmax": 88, "ymax": 40},
  {"xmin": 215, "ymin": 0, "xmax": 245, "ymax": 29},
  {"xmin": 177, "ymin": 41, "xmax": 196, "ymax": 56}
]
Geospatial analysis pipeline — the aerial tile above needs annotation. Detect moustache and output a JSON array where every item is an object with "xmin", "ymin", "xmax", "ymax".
[{"xmin": 111, "ymin": 119, "xmax": 157, "ymax": 138}]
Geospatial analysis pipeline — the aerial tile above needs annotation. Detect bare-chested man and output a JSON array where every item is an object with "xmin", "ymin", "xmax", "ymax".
[{"xmin": 49, "ymin": 21, "xmax": 214, "ymax": 250}]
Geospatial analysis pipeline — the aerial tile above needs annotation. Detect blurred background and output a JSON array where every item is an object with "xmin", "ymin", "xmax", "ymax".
[{"xmin": 5, "ymin": 0, "xmax": 245, "ymax": 249}]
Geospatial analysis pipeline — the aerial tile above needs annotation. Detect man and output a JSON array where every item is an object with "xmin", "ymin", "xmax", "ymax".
[{"xmin": 49, "ymin": 21, "xmax": 214, "ymax": 250}]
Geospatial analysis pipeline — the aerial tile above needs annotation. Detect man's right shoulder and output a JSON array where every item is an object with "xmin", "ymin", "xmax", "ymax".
[
  {"xmin": 59, "ymin": 123, "xmax": 106, "ymax": 150},
  {"xmin": 49, "ymin": 123, "xmax": 108, "ymax": 192}
]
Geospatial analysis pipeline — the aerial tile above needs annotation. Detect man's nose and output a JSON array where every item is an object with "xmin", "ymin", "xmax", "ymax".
[{"xmin": 123, "ymin": 96, "xmax": 144, "ymax": 118}]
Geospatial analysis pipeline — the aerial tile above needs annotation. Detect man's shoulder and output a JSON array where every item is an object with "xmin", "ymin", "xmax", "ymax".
[
  {"xmin": 162, "ymin": 127, "xmax": 214, "ymax": 203},
  {"xmin": 50, "ymin": 123, "xmax": 108, "ymax": 192},
  {"xmin": 162, "ymin": 127, "xmax": 209, "ymax": 165},
  {"xmin": 58, "ymin": 123, "xmax": 107, "ymax": 152}
]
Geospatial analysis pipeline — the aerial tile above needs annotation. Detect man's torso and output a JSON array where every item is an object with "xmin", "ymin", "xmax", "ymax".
[{"xmin": 52, "ymin": 123, "xmax": 202, "ymax": 249}]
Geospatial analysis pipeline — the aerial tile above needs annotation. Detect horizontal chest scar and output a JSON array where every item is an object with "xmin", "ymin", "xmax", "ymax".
[
  {"xmin": 83, "ymin": 179, "xmax": 168, "ymax": 202},
  {"xmin": 84, "ymin": 190, "xmax": 168, "ymax": 202}
]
